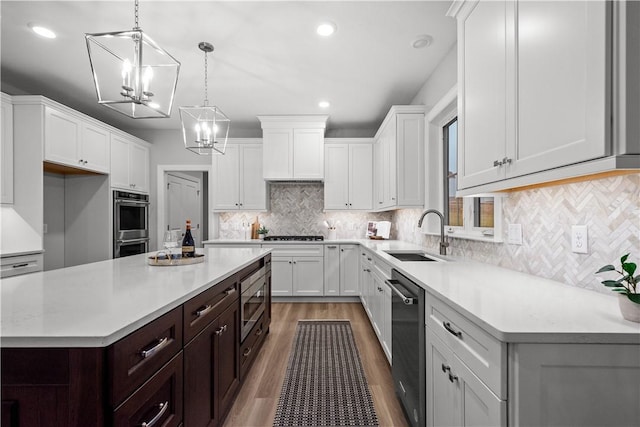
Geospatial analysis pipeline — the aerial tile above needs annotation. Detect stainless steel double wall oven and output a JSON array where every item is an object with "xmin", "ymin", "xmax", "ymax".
[{"xmin": 113, "ymin": 190, "xmax": 150, "ymax": 258}]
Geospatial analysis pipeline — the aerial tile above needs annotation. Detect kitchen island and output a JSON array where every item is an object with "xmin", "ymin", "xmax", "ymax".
[{"xmin": 1, "ymin": 247, "xmax": 272, "ymax": 427}]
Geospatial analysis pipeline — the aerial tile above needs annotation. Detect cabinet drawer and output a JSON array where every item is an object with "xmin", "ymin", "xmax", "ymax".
[
  {"xmin": 109, "ymin": 306, "xmax": 183, "ymax": 406},
  {"xmin": 1, "ymin": 253, "xmax": 43, "ymax": 278},
  {"xmin": 262, "ymin": 244, "xmax": 323, "ymax": 257},
  {"xmin": 240, "ymin": 315, "xmax": 266, "ymax": 381},
  {"xmin": 183, "ymin": 275, "xmax": 238, "ymax": 343},
  {"xmin": 426, "ymin": 293, "xmax": 506, "ymax": 399},
  {"xmin": 113, "ymin": 352, "xmax": 183, "ymax": 427}
]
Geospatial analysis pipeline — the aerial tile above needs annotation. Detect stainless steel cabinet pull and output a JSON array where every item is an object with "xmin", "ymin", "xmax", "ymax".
[
  {"xmin": 441, "ymin": 364, "xmax": 451, "ymax": 373},
  {"xmin": 493, "ymin": 159, "xmax": 503, "ymax": 167},
  {"xmin": 327, "ymin": 245, "xmax": 337, "ymax": 249},
  {"xmin": 502, "ymin": 157, "xmax": 512, "ymax": 165},
  {"xmin": 367, "ymin": 257, "xmax": 372, "ymax": 261},
  {"xmin": 140, "ymin": 337, "xmax": 169, "ymax": 358},
  {"xmin": 141, "ymin": 401, "xmax": 169, "ymax": 427},
  {"xmin": 255, "ymin": 328, "xmax": 263, "ymax": 336},
  {"xmin": 215, "ymin": 326, "xmax": 224, "ymax": 336},
  {"xmin": 225, "ymin": 287, "xmax": 236, "ymax": 296},
  {"xmin": 195, "ymin": 304, "xmax": 213, "ymax": 318},
  {"xmin": 448, "ymin": 373, "xmax": 459, "ymax": 383},
  {"xmin": 443, "ymin": 321, "xmax": 462, "ymax": 339},
  {"xmin": 243, "ymin": 347, "xmax": 252, "ymax": 357},
  {"xmin": 386, "ymin": 279, "xmax": 417, "ymax": 305}
]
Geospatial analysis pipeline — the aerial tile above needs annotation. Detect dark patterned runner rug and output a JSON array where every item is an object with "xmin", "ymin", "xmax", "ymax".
[{"xmin": 273, "ymin": 320, "xmax": 379, "ymax": 427}]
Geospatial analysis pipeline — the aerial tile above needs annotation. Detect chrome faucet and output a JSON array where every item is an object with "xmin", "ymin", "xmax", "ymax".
[{"xmin": 417, "ymin": 209, "xmax": 449, "ymax": 256}]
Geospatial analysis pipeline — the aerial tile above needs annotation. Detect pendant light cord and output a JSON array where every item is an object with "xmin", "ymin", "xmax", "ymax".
[{"xmin": 203, "ymin": 49, "xmax": 209, "ymax": 106}]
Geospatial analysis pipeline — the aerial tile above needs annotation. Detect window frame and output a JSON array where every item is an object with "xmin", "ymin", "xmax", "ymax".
[{"xmin": 423, "ymin": 86, "xmax": 503, "ymax": 243}]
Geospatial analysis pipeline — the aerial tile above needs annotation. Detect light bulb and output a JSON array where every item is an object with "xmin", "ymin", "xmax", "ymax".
[
  {"xmin": 195, "ymin": 123, "xmax": 201, "ymax": 141},
  {"xmin": 122, "ymin": 59, "xmax": 132, "ymax": 88},
  {"xmin": 142, "ymin": 66, "xmax": 153, "ymax": 93}
]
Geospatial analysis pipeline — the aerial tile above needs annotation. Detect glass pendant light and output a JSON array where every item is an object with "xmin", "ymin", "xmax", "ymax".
[
  {"xmin": 179, "ymin": 42, "xmax": 230, "ymax": 155},
  {"xmin": 85, "ymin": 0, "xmax": 180, "ymax": 118}
]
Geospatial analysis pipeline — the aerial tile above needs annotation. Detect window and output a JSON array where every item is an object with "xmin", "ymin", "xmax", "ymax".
[{"xmin": 441, "ymin": 114, "xmax": 500, "ymax": 239}]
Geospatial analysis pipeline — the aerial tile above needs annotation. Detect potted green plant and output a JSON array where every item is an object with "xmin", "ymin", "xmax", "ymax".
[
  {"xmin": 257, "ymin": 225, "xmax": 269, "ymax": 240},
  {"xmin": 596, "ymin": 253, "xmax": 639, "ymax": 323}
]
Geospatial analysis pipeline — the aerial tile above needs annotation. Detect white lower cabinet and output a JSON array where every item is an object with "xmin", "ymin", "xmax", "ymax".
[
  {"xmin": 265, "ymin": 245, "xmax": 324, "ymax": 297},
  {"xmin": 324, "ymin": 244, "xmax": 360, "ymax": 296},
  {"xmin": 359, "ymin": 248, "xmax": 391, "ymax": 363},
  {"xmin": 427, "ymin": 329, "xmax": 506, "ymax": 427}
]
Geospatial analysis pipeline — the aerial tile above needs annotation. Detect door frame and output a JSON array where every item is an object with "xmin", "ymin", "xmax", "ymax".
[
  {"xmin": 166, "ymin": 171, "xmax": 203, "ymax": 247},
  {"xmin": 157, "ymin": 164, "xmax": 215, "ymax": 250}
]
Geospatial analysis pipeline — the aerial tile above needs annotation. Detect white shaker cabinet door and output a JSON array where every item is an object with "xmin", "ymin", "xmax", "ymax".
[
  {"xmin": 240, "ymin": 144, "xmax": 267, "ymax": 210},
  {"xmin": 271, "ymin": 257, "xmax": 294, "ymax": 296},
  {"xmin": 80, "ymin": 122, "xmax": 110, "ymax": 173},
  {"xmin": 348, "ymin": 144, "xmax": 373, "ymax": 210},
  {"xmin": 110, "ymin": 134, "xmax": 130, "ymax": 189},
  {"xmin": 293, "ymin": 128, "xmax": 324, "ymax": 179},
  {"xmin": 44, "ymin": 106, "xmax": 81, "ymax": 167},
  {"xmin": 457, "ymin": 0, "xmax": 508, "ymax": 189},
  {"xmin": 323, "ymin": 245, "xmax": 341, "ymax": 296},
  {"xmin": 324, "ymin": 144, "xmax": 349, "ymax": 210},
  {"xmin": 339, "ymin": 245, "xmax": 360, "ymax": 296},
  {"xmin": 262, "ymin": 129, "xmax": 293, "ymax": 179},
  {"xmin": 129, "ymin": 142, "xmax": 149, "ymax": 193},
  {"xmin": 213, "ymin": 144, "xmax": 240, "ymax": 210},
  {"xmin": 511, "ymin": 0, "xmax": 608, "ymax": 177},
  {"xmin": 292, "ymin": 256, "xmax": 324, "ymax": 296},
  {"xmin": 427, "ymin": 329, "xmax": 461, "ymax": 427}
]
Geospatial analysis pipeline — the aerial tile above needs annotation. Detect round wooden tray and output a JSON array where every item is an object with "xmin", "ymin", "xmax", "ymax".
[{"xmin": 148, "ymin": 253, "xmax": 205, "ymax": 266}]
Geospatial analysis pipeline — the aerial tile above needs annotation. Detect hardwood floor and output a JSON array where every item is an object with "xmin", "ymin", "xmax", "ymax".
[{"xmin": 222, "ymin": 302, "xmax": 409, "ymax": 427}]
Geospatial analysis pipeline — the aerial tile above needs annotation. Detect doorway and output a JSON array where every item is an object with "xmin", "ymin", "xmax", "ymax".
[
  {"xmin": 157, "ymin": 164, "xmax": 214, "ymax": 250},
  {"xmin": 166, "ymin": 172, "xmax": 202, "ymax": 247}
]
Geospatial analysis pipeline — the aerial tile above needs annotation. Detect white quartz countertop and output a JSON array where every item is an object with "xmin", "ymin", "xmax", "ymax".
[
  {"xmin": 0, "ymin": 248, "xmax": 270, "ymax": 348},
  {"xmin": 206, "ymin": 238, "xmax": 640, "ymax": 343}
]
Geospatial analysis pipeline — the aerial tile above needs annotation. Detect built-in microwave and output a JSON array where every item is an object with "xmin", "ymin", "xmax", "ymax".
[{"xmin": 113, "ymin": 191, "xmax": 149, "ymax": 258}]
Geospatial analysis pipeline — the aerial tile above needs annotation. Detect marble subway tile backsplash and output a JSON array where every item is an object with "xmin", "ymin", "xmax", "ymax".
[
  {"xmin": 218, "ymin": 183, "xmax": 393, "ymax": 240},
  {"xmin": 393, "ymin": 174, "xmax": 640, "ymax": 294}
]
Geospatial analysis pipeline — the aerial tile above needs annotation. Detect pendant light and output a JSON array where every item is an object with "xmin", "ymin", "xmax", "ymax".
[
  {"xmin": 179, "ymin": 42, "xmax": 230, "ymax": 155},
  {"xmin": 85, "ymin": 0, "xmax": 180, "ymax": 118}
]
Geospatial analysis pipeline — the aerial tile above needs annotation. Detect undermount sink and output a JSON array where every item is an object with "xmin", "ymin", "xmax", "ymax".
[{"xmin": 384, "ymin": 251, "xmax": 441, "ymax": 262}]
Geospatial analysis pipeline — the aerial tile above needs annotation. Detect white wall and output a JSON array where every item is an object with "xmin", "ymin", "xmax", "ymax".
[{"xmin": 410, "ymin": 43, "xmax": 457, "ymax": 110}]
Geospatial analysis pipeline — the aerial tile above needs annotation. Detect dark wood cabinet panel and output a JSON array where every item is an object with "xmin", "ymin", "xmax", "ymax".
[
  {"xmin": 113, "ymin": 352, "xmax": 183, "ymax": 427},
  {"xmin": 184, "ymin": 275, "xmax": 238, "ymax": 343},
  {"xmin": 184, "ymin": 301, "xmax": 240, "ymax": 427},
  {"xmin": 108, "ymin": 306, "xmax": 183, "ymax": 407},
  {"xmin": 1, "ymin": 348, "xmax": 104, "ymax": 427}
]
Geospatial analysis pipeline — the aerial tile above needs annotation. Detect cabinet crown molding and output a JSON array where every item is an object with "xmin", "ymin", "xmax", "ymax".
[
  {"xmin": 257, "ymin": 115, "xmax": 329, "ymax": 129},
  {"xmin": 374, "ymin": 105, "xmax": 425, "ymax": 140}
]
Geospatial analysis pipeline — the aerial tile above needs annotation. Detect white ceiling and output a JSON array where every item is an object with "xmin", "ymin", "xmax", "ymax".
[{"xmin": 1, "ymin": 0, "xmax": 456, "ymax": 137}]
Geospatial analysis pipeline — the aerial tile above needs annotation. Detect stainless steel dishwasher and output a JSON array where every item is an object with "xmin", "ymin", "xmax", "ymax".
[{"xmin": 387, "ymin": 269, "xmax": 425, "ymax": 427}]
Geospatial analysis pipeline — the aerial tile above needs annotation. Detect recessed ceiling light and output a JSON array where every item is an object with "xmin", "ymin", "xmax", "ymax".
[
  {"xmin": 318, "ymin": 101, "xmax": 330, "ymax": 109},
  {"xmin": 28, "ymin": 23, "xmax": 56, "ymax": 39},
  {"xmin": 412, "ymin": 34, "xmax": 433, "ymax": 49},
  {"xmin": 317, "ymin": 22, "xmax": 337, "ymax": 37}
]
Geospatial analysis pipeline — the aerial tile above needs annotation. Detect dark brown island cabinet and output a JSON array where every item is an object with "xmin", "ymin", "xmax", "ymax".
[{"xmin": 1, "ymin": 254, "xmax": 272, "ymax": 427}]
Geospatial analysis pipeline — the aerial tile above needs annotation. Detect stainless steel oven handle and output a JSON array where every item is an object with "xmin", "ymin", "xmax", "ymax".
[
  {"xmin": 385, "ymin": 279, "xmax": 417, "ymax": 305},
  {"xmin": 116, "ymin": 238, "xmax": 151, "ymax": 244},
  {"xmin": 115, "ymin": 199, "xmax": 150, "ymax": 206}
]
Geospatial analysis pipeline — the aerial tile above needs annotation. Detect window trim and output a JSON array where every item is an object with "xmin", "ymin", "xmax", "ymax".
[{"xmin": 423, "ymin": 86, "xmax": 503, "ymax": 243}]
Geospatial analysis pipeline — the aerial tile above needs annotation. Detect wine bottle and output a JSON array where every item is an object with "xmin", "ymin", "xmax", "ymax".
[{"xmin": 182, "ymin": 220, "xmax": 195, "ymax": 258}]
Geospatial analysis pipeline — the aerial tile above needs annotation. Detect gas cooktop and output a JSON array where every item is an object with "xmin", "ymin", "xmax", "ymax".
[{"xmin": 262, "ymin": 235, "xmax": 324, "ymax": 241}]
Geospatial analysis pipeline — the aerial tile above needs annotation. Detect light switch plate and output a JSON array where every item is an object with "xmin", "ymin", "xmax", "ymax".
[
  {"xmin": 571, "ymin": 225, "xmax": 588, "ymax": 253},
  {"xmin": 508, "ymin": 223, "xmax": 523, "ymax": 245}
]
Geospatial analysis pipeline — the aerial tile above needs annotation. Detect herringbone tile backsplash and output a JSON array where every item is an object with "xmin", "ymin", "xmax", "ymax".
[
  {"xmin": 218, "ymin": 183, "xmax": 392, "ymax": 240},
  {"xmin": 394, "ymin": 174, "xmax": 640, "ymax": 294}
]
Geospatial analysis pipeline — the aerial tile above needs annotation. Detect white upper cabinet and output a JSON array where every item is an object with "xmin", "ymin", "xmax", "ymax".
[
  {"xmin": 373, "ymin": 106, "xmax": 425, "ymax": 211},
  {"xmin": 258, "ymin": 116, "xmax": 328, "ymax": 180},
  {"xmin": 324, "ymin": 142, "xmax": 373, "ymax": 211},
  {"xmin": 1, "ymin": 93, "xmax": 14, "ymax": 204},
  {"xmin": 43, "ymin": 105, "xmax": 110, "ymax": 174},
  {"xmin": 451, "ymin": 0, "xmax": 633, "ymax": 193},
  {"xmin": 110, "ymin": 133, "xmax": 149, "ymax": 193},
  {"xmin": 212, "ymin": 142, "xmax": 267, "ymax": 211}
]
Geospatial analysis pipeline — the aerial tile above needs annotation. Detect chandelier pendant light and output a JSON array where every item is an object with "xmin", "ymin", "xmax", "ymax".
[
  {"xmin": 85, "ymin": 0, "xmax": 180, "ymax": 118},
  {"xmin": 180, "ymin": 42, "xmax": 230, "ymax": 155}
]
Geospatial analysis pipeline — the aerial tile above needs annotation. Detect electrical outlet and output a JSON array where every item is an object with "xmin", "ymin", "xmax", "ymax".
[
  {"xmin": 571, "ymin": 225, "xmax": 588, "ymax": 253},
  {"xmin": 507, "ymin": 223, "xmax": 523, "ymax": 245}
]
